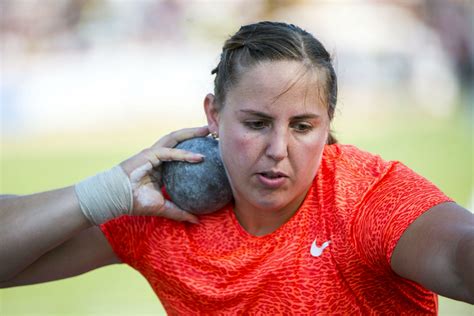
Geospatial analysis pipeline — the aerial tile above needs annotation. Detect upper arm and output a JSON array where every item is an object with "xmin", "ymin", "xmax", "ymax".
[
  {"xmin": 0, "ymin": 226, "xmax": 121, "ymax": 288},
  {"xmin": 391, "ymin": 202, "xmax": 474, "ymax": 303}
]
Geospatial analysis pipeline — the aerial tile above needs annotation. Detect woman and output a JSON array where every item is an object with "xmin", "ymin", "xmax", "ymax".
[{"xmin": 1, "ymin": 22, "xmax": 473, "ymax": 314}]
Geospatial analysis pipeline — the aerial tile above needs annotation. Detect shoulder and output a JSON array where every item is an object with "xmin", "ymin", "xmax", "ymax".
[
  {"xmin": 316, "ymin": 144, "xmax": 447, "ymax": 215},
  {"xmin": 320, "ymin": 143, "xmax": 447, "ymax": 201},
  {"xmin": 324, "ymin": 143, "xmax": 387, "ymax": 168},
  {"xmin": 320, "ymin": 144, "xmax": 394, "ymax": 185}
]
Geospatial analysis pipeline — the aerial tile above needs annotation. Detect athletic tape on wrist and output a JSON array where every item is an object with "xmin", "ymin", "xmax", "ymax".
[{"xmin": 74, "ymin": 166, "xmax": 133, "ymax": 225}]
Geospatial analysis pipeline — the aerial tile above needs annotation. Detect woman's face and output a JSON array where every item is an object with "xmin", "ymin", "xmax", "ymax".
[{"xmin": 205, "ymin": 60, "xmax": 329, "ymax": 215}]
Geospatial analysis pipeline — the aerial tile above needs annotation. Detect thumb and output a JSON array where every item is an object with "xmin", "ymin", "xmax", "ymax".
[{"xmin": 155, "ymin": 200, "xmax": 200, "ymax": 224}]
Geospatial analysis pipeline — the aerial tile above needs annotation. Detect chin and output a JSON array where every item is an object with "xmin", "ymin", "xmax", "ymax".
[{"xmin": 251, "ymin": 196, "xmax": 292, "ymax": 212}]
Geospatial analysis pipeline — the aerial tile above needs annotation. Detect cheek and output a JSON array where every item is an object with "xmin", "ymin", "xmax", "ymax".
[
  {"xmin": 294, "ymin": 131, "xmax": 327, "ymax": 173},
  {"xmin": 223, "ymin": 133, "xmax": 253, "ymax": 165},
  {"xmin": 220, "ymin": 130, "xmax": 260, "ymax": 180}
]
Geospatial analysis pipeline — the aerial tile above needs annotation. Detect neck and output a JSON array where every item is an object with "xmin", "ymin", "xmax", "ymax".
[{"xmin": 232, "ymin": 193, "xmax": 307, "ymax": 237}]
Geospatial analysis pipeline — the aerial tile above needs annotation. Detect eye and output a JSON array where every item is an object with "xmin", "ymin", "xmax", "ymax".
[
  {"xmin": 291, "ymin": 122, "xmax": 313, "ymax": 133},
  {"xmin": 244, "ymin": 120, "xmax": 270, "ymax": 130}
]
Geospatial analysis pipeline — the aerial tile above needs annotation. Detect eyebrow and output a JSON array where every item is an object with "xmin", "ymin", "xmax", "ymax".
[{"xmin": 238, "ymin": 109, "xmax": 321, "ymax": 120}]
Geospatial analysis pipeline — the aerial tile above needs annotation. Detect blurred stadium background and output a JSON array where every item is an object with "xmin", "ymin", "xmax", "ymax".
[{"xmin": 1, "ymin": 0, "xmax": 473, "ymax": 315}]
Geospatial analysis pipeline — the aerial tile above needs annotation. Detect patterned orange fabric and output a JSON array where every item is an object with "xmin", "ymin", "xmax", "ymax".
[{"xmin": 100, "ymin": 144, "xmax": 452, "ymax": 315}]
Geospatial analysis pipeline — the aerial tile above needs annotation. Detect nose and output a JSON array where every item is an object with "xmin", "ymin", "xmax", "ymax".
[{"xmin": 265, "ymin": 128, "xmax": 289, "ymax": 161}]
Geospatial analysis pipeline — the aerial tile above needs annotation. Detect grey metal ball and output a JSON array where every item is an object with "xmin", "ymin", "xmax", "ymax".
[{"xmin": 162, "ymin": 136, "xmax": 233, "ymax": 214}]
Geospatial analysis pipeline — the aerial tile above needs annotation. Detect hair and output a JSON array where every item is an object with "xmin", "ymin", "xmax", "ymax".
[{"xmin": 211, "ymin": 21, "xmax": 338, "ymax": 144}]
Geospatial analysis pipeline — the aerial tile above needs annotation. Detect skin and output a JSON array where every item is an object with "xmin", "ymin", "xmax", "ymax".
[
  {"xmin": 392, "ymin": 202, "xmax": 474, "ymax": 303},
  {"xmin": 0, "ymin": 126, "xmax": 209, "ymax": 284},
  {"xmin": 205, "ymin": 60, "xmax": 329, "ymax": 236},
  {"xmin": 0, "ymin": 60, "xmax": 473, "ymax": 306}
]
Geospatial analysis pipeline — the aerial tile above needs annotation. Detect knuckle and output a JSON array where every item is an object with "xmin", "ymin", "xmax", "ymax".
[
  {"xmin": 159, "ymin": 148, "xmax": 172, "ymax": 160},
  {"xmin": 169, "ymin": 130, "xmax": 180, "ymax": 140},
  {"xmin": 157, "ymin": 133, "xmax": 172, "ymax": 145},
  {"xmin": 141, "ymin": 148, "xmax": 156, "ymax": 161},
  {"xmin": 140, "ymin": 147, "xmax": 152, "ymax": 156},
  {"xmin": 170, "ymin": 148, "xmax": 184, "ymax": 156}
]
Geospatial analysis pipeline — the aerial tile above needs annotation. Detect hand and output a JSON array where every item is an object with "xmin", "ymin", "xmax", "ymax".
[{"xmin": 119, "ymin": 126, "xmax": 210, "ymax": 224}]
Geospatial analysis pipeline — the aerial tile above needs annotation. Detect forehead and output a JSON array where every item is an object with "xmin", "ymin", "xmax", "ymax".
[{"xmin": 226, "ymin": 60, "xmax": 327, "ymax": 114}]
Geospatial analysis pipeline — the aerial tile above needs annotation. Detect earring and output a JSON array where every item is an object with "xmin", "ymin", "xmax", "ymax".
[{"xmin": 211, "ymin": 132, "xmax": 219, "ymax": 140}]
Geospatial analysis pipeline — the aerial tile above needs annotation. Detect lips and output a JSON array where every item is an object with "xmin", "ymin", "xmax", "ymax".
[
  {"xmin": 259, "ymin": 171, "xmax": 288, "ymax": 179},
  {"xmin": 256, "ymin": 170, "xmax": 288, "ymax": 188}
]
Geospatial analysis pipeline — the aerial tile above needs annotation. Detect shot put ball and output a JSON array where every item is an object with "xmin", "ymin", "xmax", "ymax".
[{"xmin": 162, "ymin": 136, "xmax": 233, "ymax": 214}]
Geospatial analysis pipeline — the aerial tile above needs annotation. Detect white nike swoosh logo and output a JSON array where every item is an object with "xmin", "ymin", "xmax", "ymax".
[{"xmin": 310, "ymin": 239, "xmax": 330, "ymax": 257}]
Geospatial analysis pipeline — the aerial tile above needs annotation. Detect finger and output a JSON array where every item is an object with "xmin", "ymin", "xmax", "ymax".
[
  {"xmin": 129, "ymin": 162, "xmax": 153, "ymax": 184},
  {"xmin": 153, "ymin": 126, "xmax": 209, "ymax": 148},
  {"xmin": 156, "ymin": 147, "xmax": 205, "ymax": 162},
  {"xmin": 139, "ymin": 148, "xmax": 162, "ymax": 168},
  {"xmin": 143, "ymin": 147, "xmax": 204, "ymax": 166},
  {"xmin": 156, "ymin": 200, "xmax": 200, "ymax": 224},
  {"xmin": 121, "ymin": 126, "xmax": 209, "ymax": 176}
]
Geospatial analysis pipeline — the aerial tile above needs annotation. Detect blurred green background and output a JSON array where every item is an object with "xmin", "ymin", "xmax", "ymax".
[{"xmin": 1, "ymin": 0, "xmax": 473, "ymax": 315}]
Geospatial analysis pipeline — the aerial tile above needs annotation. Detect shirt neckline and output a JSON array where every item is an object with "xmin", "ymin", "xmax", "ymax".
[{"xmin": 228, "ymin": 183, "xmax": 317, "ymax": 242}]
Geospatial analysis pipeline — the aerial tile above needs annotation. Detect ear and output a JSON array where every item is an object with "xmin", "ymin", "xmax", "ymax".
[{"xmin": 204, "ymin": 93, "xmax": 220, "ymax": 134}]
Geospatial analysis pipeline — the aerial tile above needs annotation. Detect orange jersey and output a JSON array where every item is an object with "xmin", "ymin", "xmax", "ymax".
[{"xmin": 100, "ymin": 144, "xmax": 452, "ymax": 315}]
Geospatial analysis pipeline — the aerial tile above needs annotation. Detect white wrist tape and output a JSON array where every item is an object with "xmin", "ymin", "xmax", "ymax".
[{"xmin": 74, "ymin": 166, "xmax": 133, "ymax": 225}]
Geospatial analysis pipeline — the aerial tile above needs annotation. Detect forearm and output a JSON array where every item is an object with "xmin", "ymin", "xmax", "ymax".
[
  {"xmin": 0, "ymin": 187, "xmax": 91, "ymax": 281},
  {"xmin": 0, "ymin": 127, "xmax": 207, "ymax": 283},
  {"xmin": 455, "ymin": 229, "xmax": 474, "ymax": 304}
]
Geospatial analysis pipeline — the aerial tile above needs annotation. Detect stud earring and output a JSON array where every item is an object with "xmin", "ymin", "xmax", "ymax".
[{"xmin": 211, "ymin": 132, "xmax": 219, "ymax": 140}]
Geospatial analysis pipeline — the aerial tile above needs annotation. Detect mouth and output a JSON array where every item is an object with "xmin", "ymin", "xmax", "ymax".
[
  {"xmin": 258, "ymin": 171, "xmax": 288, "ymax": 179},
  {"xmin": 256, "ymin": 170, "xmax": 288, "ymax": 188}
]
